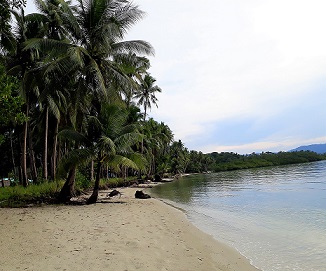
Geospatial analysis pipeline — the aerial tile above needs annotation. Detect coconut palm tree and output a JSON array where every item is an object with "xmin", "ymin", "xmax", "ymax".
[
  {"xmin": 135, "ymin": 74, "xmax": 161, "ymax": 121},
  {"xmin": 72, "ymin": 0, "xmax": 154, "ymax": 114},
  {"xmin": 115, "ymin": 53, "xmax": 150, "ymax": 107},
  {"xmin": 57, "ymin": 103, "xmax": 145, "ymax": 203},
  {"xmin": 87, "ymin": 104, "xmax": 145, "ymax": 204},
  {"xmin": 6, "ymin": 9, "xmax": 46, "ymax": 186},
  {"xmin": 0, "ymin": 0, "xmax": 26, "ymax": 53},
  {"xmin": 141, "ymin": 118, "xmax": 174, "ymax": 177},
  {"xmin": 22, "ymin": 0, "xmax": 153, "ymax": 193},
  {"xmin": 29, "ymin": 0, "xmax": 75, "ymax": 180}
]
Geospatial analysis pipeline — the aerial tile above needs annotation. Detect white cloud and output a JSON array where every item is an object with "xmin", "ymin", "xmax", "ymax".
[
  {"xmin": 25, "ymin": 0, "xmax": 326, "ymax": 152},
  {"xmin": 134, "ymin": 0, "xmax": 326, "ymax": 151},
  {"xmin": 201, "ymin": 136, "xmax": 326, "ymax": 155}
]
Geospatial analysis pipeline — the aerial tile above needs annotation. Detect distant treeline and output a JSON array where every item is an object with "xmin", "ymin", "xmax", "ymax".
[{"xmin": 185, "ymin": 151, "xmax": 326, "ymax": 173}]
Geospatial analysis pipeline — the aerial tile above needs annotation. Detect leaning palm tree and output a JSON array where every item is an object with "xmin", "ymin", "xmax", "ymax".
[
  {"xmin": 57, "ymin": 104, "xmax": 145, "ymax": 203},
  {"xmin": 135, "ymin": 73, "xmax": 161, "ymax": 121}
]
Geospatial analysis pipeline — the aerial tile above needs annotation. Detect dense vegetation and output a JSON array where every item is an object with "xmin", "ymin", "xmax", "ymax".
[
  {"xmin": 0, "ymin": 0, "xmax": 325, "ymax": 206},
  {"xmin": 208, "ymin": 151, "xmax": 326, "ymax": 172},
  {"xmin": 0, "ymin": 0, "xmax": 176, "ymax": 205}
]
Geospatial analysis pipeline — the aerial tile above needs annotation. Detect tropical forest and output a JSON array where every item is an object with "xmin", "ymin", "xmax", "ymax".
[{"xmin": 0, "ymin": 0, "xmax": 325, "ymax": 207}]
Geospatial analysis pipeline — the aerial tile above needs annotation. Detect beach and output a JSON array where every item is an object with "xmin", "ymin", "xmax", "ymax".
[{"xmin": 0, "ymin": 187, "xmax": 259, "ymax": 271}]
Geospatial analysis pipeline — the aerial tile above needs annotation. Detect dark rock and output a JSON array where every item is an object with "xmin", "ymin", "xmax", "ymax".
[
  {"xmin": 135, "ymin": 190, "xmax": 151, "ymax": 199},
  {"xmin": 154, "ymin": 174, "xmax": 162, "ymax": 182},
  {"xmin": 107, "ymin": 189, "xmax": 121, "ymax": 198}
]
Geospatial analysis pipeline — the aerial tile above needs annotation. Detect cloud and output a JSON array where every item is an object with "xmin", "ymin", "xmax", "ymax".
[
  {"xmin": 25, "ymin": 0, "xmax": 326, "ymax": 153},
  {"xmin": 200, "ymin": 136, "xmax": 326, "ymax": 155},
  {"xmin": 129, "ymin": 0, "xmax": 326, "ymax": 152}
]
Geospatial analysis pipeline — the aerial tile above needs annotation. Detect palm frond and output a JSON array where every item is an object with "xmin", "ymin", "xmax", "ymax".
[
  {"xmin": 114, "ymin": 132, "xmax": 143, "ymax": 154},
  {"xmin": 126, "ymin": 152, "xmax": 147, "ymax": 171},
  {"xmin": 58, "ymin": 128, "xmax": 90, "ymax": 145},
  {"xmin": 98, "ymin": 136, "xmax": 116, "ymax": 156},
  {"xmin": 104, "ymin": 154, "xmax": 139, "ymax": 172},
  {"xmin": 23, "ymin": 38, "xmax": 71, "ymax": 56},
  {"xmin": 113, "ymin": 40, "xmax": 154, "ymax": 56},
  {"xmin": 47, "ymin": 95, "xmax": 61, "ymax": 120},
  {"xmin": 57, "ymin": 148, "xmax": 95, "ymax": 175}
]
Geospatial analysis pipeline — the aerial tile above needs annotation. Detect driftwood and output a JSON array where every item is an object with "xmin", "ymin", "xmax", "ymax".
[{"xmin": 135, "ymin": 190, "xmax": 151, "ymax": 199}]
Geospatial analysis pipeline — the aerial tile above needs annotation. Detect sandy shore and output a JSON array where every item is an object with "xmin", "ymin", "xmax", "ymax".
[{"xmin": 0, "ymin": 187, "xmax": 260, "ymax": 271}]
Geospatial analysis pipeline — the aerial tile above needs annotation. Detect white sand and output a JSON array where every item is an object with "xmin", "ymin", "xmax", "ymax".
[{"xmin": 0, "ymin": 187, "xmax": 260, "ymax": 271}]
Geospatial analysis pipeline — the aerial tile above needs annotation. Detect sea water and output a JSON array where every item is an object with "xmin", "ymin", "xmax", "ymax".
[{"xmin": 151, "ymin": 160, "xmax": 326, "ymax": 271}]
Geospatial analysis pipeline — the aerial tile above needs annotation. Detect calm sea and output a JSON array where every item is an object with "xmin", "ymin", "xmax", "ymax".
[{"xmin": 151, "ymin": 160, "xmax": 326, "ymax": 271}]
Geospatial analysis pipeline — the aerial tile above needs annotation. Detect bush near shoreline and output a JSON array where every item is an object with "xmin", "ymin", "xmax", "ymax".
[{"xmin": 0, "ymin": 176, "xmax": 143, "ymax": 208}]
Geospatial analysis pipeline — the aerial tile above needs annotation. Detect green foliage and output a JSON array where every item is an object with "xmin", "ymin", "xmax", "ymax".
[
  {"xmin": 0, "ymin": 64, "xmax": 26, "ymax": 134},
  {"xmin": 169, "ymin": 140, "xmax": 189, "ymax": 174},
  {"xmin": 74, "ymin": 170, "xmax": 91, "ymax": 190},
  {"xmin": 186, "ymin": 150, "xmax": 214, "ymax": 173},
  {"xmin": 135, "ymin": 74, "xmax": 161, "ymax": 120},
  {"xmin": 99, "ymin": 177, "xmax": 130, "ymax": 188},
  {"xmin": 0, "ymin": 181, "xmax": 62, "ymax": 207},
  {"xmin": 209, "ymin": 151, "xmax": 325, "ymax": 172}
]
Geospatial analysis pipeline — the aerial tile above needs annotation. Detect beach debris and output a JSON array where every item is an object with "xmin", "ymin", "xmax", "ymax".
[
  {"xmin": 107, "ymin": 189, "xmax": 121, "ymax": 198},
  {"xmin": 135, "ymin": 190, "xmax": 151, "ymax": 199}
]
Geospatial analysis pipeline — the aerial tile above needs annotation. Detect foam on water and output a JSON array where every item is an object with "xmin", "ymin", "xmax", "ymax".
[{"xmin": 152, "ymin": 161, "xmax": 326, "ymax": 271}]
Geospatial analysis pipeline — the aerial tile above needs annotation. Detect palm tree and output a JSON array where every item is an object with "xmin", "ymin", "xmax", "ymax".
[
  {"xmin": 87, "ymin": 104, "xmax": 145, "ymax": 204},
  {"xmin": 23, "ymin": 0, "xmax": 153, "ymax": 185},
  {"xmin": 57, "ymin": 104, "xmax": 144, "ymax": 203},
  {"xmin": 62, "ymin": 0, "xmax": 154, "ymax": 100},
  {"xmin": 169, "ymin": 140, "xmax": 190, "ymax": 175},
  {"xmin": 0, "ymin": 0, "xmax": 26, "ymax": 53},
  {"xmin": 30, "ymin": 0, "xmax": 74, "ymax": 180},
  {"xmin": 142, "ymin": 118, "xmax": 174, "ymax": 177},
  {"xmin": 115, "ymin": 53, "xmax": 150, "ymax": 107},
  {"xmin": 135, "ymin": 74, "xmax": 161, "ymax": 121},
  {"xmin": 6, "ymin": 9, "xmax": 45, "ymax": 186},
  {"xmin": 57, "ymin": 0, "xmax": 153, "ymax": 198}
]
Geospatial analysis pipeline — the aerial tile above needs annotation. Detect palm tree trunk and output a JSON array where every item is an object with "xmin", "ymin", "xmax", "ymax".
[
  {"xmin": 21, "ymin": 104, "xmax": 29, "ymax": 187},
  {"xmin": 51, "ymin": 118, "xmax": 59, "ymax": 180},
  {"xmin": 90, "ymin": 160, "xmax": 94, "ymax": 181},
  {"xmin": 28, "ymin": 123, "xmax": 38, "ymax": 183},
  {"xmin": 143, "ymin": 105, "xmax": 147, "ymax": 122},
  {"xmin": 43, "ymin": 105, "xmax": 49, "ymax": 180},
  {"xmin": 58, "ymin": 166, "xmax": 76, "ymax": 202},
  {"xmin": 87, "ymin": 160, "xmax": 101, "ymax": 204},
  {"xmin": 141, "ymin": 105, "xmax": 147, "ymax": 156},
  {"xmin": 10, "ymin": 130, "xmax": 16, "ymax": 175}
]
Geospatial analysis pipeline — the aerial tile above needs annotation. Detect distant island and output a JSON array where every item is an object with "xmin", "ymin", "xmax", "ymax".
[
  {"xmin": 205, "ymin": 149, "xmax": 326, "ymax": 172},
  {"xmin": 290, "ymin": 143, "xmax": 326, "ymax": 154}
]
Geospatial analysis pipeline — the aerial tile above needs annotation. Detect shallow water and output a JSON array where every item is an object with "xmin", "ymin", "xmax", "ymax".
[{"xmin": 151, "ymin": 160, "xmax": 326, "ymax": 271}]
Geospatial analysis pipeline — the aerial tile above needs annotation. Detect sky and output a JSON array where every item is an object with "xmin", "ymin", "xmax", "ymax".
[{"xmin": 25, "ymin": 0, "xmax": 326, "ymax": 154}]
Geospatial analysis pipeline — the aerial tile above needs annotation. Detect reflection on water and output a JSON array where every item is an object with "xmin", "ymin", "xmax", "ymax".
[{"xmin": 151, "ymin": 161, "xmax": 326, "ymax": 271}]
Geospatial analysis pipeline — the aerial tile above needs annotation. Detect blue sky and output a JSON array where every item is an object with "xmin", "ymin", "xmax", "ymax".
[{"xmin": 25, "ymin": 0, "xmax": 326, "ymax": 154}]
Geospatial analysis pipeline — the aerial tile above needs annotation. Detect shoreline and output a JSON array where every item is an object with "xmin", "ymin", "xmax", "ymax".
[
  {"xmin": 1, "ymin": 186, "xmax": 260, "ymax": 271},
  {"xmin": 154, "ymin": 196, "xmax": 261, "ymax": 271}
]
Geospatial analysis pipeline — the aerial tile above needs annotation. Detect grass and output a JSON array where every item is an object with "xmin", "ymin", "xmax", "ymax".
[
  {"xmin": 0, "ymin": 181, "xmax": 63, "ymax": 207},
  {"xmin": 0, "ymin": 176, "xmax": 140, "ymax": 207},
  {"xmin": 99, "ymin": 176, "xmax": 138, "ymax": 189}
]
